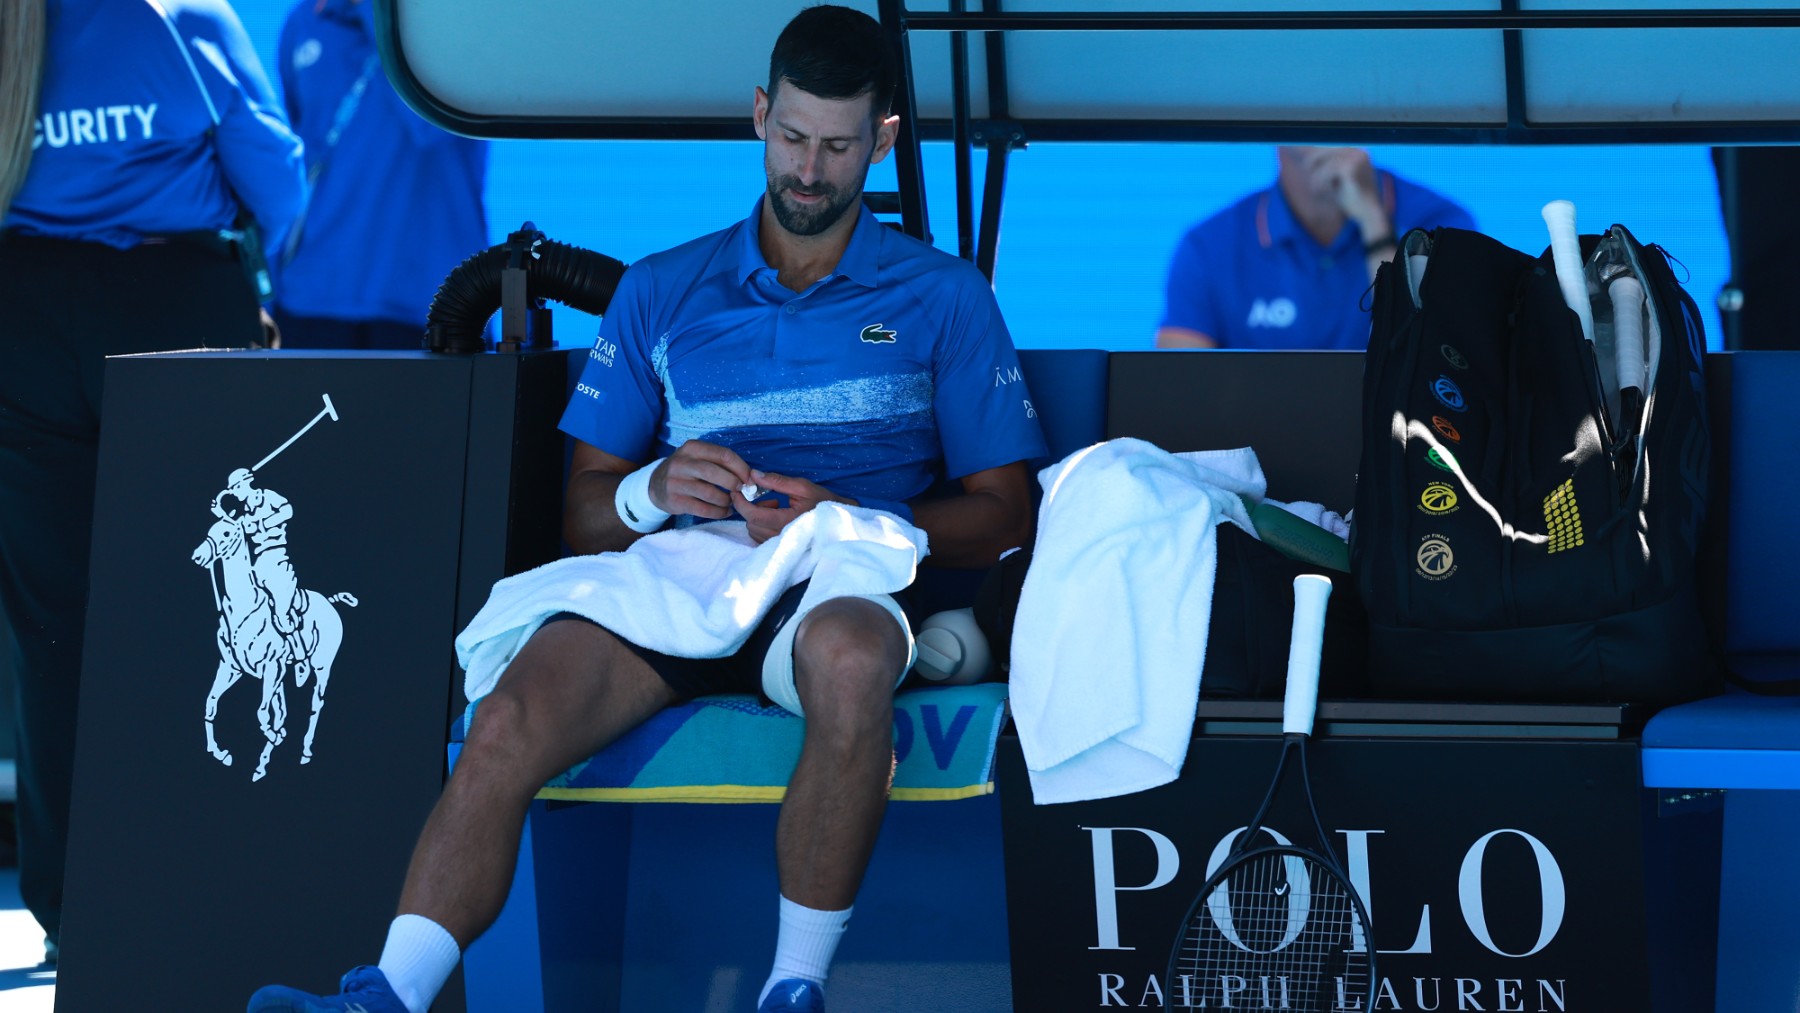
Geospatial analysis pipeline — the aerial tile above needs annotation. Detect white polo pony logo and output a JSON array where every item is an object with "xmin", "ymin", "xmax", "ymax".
[{"xmin": 191, "ymin": 394, "xmax": 358, "ymax": 781}]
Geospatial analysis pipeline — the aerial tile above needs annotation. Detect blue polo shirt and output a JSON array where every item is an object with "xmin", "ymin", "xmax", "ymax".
[
  {"xmin": 272, "ymin": 0, "xmax": 488, "ymax": 324},
  {"xmin": 561, "ymin": 199, "xmax": 1048, "ymax": 517},
  {"xmin": 4, "ymin": 0, "xmax": 304, "ymax": 249},
  {"xmin": 1160, "ymin": 170, "xmax": 1475, "ymax": 350}
]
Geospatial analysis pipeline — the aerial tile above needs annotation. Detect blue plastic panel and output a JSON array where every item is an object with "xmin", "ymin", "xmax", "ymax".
[
  {"xmin": 1521, "ymin": 0, "xmax": 1800, "ymax": 123},
  {"xmin": 1726, "ymin": 354, "xmax": 1800, "ymax": 655},
  {"xmin": 384, "ymin": 0, "xmax": 1800, "ymax": 137}
]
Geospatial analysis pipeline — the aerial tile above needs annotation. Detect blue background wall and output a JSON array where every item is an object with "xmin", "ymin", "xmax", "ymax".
[{"xmin": 233, "ymin": 2, "xmax": 1731, "ymax": 353}]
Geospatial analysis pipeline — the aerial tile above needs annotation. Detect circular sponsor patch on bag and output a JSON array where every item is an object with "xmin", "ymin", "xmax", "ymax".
[
  {"xmin": 1420, "ymin": 482, "xmax": 1460, "ymax": 515},
  {"xmin": 1432, "ymin": 375, "xmax": 1468, "ymax": 412},
  {"xmin": 1415, "ymin": 534, "xmax": 1458, "ymax": 580}
]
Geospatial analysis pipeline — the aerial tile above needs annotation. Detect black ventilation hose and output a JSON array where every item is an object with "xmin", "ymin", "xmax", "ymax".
[{"xmin": 424, "ymin": 224, "xmax": 628, "ymax": 354}]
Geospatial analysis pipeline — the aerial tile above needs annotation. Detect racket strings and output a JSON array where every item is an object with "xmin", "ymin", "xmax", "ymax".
[{"xmin": 1171, "ymin": 854, "xmax": 1371, "ymax": 1011}]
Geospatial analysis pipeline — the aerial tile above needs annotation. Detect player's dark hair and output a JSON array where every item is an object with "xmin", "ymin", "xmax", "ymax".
[{"xmin": 767, "ymin": 5, "xmax": 898, "ymax": 123}]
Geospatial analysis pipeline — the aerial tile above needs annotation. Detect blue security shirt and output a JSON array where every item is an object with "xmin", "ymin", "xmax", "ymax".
[
  {"xmin": 272, "ymin": 0, "xmax": 488, "ymax": 325},
  {"xmin": 4, "ymin": 0, "xmax": 305, "ymax": 249},
  {"xmin": 1160, "ymin": 170, "xmax": 1475, "ymax": 350},
  {"xmin": 561, "ymin": 199, "xmax": 1049, "ymax": 518}
]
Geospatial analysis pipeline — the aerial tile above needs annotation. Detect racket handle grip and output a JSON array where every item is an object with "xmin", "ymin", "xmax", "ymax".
[
  {"xmin": 1283, "ymin": 574, "xmax": 1333, "ymax": 736},
  {"xmin": 1542, "ymin": 200, "xmax": 1596, "ymax": 346},
  {"xmin": 1608, "ymin": 274, "xmax": 1648, "ymax": 438}
]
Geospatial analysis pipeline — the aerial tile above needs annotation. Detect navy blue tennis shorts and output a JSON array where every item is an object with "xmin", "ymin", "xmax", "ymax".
[{"xmin": 544, "ymin": 580, "xmax": 919, "ymax": 702}]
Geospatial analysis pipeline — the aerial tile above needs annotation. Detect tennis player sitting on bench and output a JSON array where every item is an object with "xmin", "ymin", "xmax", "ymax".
[{"xmin": 247, "ymin": 7, "xmax": 1046, "ymax": 1013}]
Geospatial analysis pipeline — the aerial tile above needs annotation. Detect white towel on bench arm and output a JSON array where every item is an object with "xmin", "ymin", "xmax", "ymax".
[
  {"xmin": 456, "ymin": 502, "xmax": 929, "ymax": 703},
  {"xmin": 1009, "ymin": 438, "xmax": 1264, "ymax": 805}
]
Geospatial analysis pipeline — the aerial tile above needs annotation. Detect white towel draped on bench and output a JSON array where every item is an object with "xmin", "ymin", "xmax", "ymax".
[
  {"xmin": 1009, "ymin": 438, "xmax": 1264, "ymax": 805},
  {"xmin": 456, "ymin": 503, "xmax": 929, "ymax": 703}
]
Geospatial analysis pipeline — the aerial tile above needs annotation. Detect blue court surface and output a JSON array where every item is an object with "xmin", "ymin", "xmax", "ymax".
[{"xmin": 0, "ymin": 870, "xmax": 53, "ymax": 1013}]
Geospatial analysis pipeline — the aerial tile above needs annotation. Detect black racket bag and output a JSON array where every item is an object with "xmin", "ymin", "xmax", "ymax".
[{"xmin": 1352, "ymin": 225, "xmax": 1717, "ymax": 705}]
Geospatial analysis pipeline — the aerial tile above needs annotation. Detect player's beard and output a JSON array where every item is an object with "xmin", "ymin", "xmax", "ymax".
[{"xmin": 765, "ymin": 172, "xmax": 861, "ymax": 237}]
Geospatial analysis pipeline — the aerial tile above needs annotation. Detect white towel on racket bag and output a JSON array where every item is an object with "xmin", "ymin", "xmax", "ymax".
[
  {"xmin": 456, "ymin": 502, "xmax": 929, "ymax": 702},
  {"xmin": 1009, "ymin": 438, "xmax": 1262, "ymax": 805}
]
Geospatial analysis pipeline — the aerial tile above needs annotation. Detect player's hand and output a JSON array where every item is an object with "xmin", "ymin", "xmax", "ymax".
[
  {"xmin": 732, "ymin": 469, "xmax": 853, "ymax": 544},
  {"xmin": 651, "ymin": 441, "xmax": 752, "ymax": 521}
]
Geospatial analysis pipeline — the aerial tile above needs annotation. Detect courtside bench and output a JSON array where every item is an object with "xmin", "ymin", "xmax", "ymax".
[{"xmin": 458, "ymin": 348, "xmax": 1798, "ymax": 1012}]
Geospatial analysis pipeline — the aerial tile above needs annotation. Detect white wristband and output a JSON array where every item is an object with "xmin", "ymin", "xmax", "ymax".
[{"xmin": 614, "ymin": 458, "xmax": 671, "ymax": 534}]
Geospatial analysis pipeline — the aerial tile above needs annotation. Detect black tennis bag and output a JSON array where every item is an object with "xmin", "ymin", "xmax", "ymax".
[{"xmin": 1352, "ymin": 224, "xmax": 1717, "ymax": 705}]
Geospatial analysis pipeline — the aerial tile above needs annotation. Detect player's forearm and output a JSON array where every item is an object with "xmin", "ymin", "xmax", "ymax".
[
  {"xmin": 909, "ymin": 488, "xmax": 1033, "ymax": 569},
  {"xmin": 562, "ymin": 469, "xmax": 642, "ymax": 556}
]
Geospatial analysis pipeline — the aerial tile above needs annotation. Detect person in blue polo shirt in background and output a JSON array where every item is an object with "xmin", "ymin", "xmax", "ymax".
[
  {"xmin": 0, "ymin": 0, "xmax": 303, "ymax": 965},
  {"xmin": 271, "ymin": 0, "xmax": 488, "ymax": 349},
  {"xmin": 248, "ymin": 7, "xmax": 1044, "ymax": 1013},
  {"xmin": 1156, "ymin": 145, "xmax": 1474, "ymax": 350}
]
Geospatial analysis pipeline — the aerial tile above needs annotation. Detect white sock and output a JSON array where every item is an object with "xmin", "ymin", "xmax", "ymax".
[
  {"xmin": 376, "ymin": 914, "xmax": 461, "ymax": 1013},
  {"xmin": 758, "ymin": 896, "xmax": 852, "ymax": 1006}
]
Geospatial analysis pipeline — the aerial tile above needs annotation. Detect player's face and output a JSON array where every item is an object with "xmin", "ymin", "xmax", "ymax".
[{"xmin": 754, "ymin": 80, "xmax": 897, "ymax": 238}]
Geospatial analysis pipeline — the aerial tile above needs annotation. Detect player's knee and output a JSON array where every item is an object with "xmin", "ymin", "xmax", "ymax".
[
  {"xmin": 793, "ymin": 598, "xmax": 905, "ymax": 723},
  {"xmin": 462, "ymin": 687, "xmax": 528, "ymax": 761},
  {"xmin": 795, "ymin": 598, "xmax": 907, "ymax": 679}
]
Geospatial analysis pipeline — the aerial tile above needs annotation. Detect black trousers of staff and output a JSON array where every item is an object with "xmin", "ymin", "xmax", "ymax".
[{"xmin": 0, "ymin": 234, "xmax": 260, "ymax": 946}]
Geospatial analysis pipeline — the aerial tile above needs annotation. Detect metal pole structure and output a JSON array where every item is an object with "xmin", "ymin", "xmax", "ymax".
[
  {"xmin": 951, "ymin": 0, "xmax": 975, "ymax": 262},
  {"xmin": 1501, "ymin": 0, "xmax": 1526, "ymax": 130},
  {"xmin": 974, "ymin": 0, "xmax": 1013, "ymax": 282},
  {"xmin": 879, "ymin": 0, "xmax": 931, "ymax": 243},
  {"xmin": 902, "ymin": 8, "xmax": 1800, "ymax": 32}
]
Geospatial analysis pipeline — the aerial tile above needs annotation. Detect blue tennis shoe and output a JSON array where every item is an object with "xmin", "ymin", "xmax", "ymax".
[
  {"xmin": 758, "ymin": 978, "xmax": 825, "ymax": 1012},
  {"xmin": 246, "ymin": 965, "xmax": 408, "ymax": 1013}
]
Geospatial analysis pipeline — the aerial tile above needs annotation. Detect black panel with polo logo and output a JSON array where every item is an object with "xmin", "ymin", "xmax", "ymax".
[
  {"xmin": 997, "ymin": 704, "xmax": 1718, "ymax": 1013},
  {"xmin": 58, "ymin": 349, "xmax": 567, "ymax": 1012}
]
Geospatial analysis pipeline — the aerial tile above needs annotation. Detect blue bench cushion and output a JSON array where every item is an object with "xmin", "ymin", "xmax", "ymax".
[
  {"xmin": 1642, "ymin": 658, "xmax": 1800, "ymax": 788},
  {"xmin": 454, "ymin": 682, "xmax": 1011, "ymax": 802}
]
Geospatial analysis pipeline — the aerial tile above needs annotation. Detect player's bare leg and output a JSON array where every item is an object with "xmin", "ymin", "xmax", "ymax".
[{"xmin": 397, "ymin": 619, "xmax": 679, "ymax": 946}]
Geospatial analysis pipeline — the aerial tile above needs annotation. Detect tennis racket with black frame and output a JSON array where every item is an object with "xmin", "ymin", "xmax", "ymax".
[{"xmin": 1164, "ymin": 574, "xmax": 1376, "ymax": 1012}]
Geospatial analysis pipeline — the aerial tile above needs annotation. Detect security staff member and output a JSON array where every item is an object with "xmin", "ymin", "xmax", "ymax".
[
  {"xmin": 273, "ymin": 0, "xmax": 489, "ymax": 349},
  {"xmin": 0, "ymin": 0, "xmax": 304, "ymax": 963}
]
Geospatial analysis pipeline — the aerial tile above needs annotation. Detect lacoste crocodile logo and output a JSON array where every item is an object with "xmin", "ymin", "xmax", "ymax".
[{"xmin": 860, "ymin": 322, "xmax": 897, "ymax": 344}]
